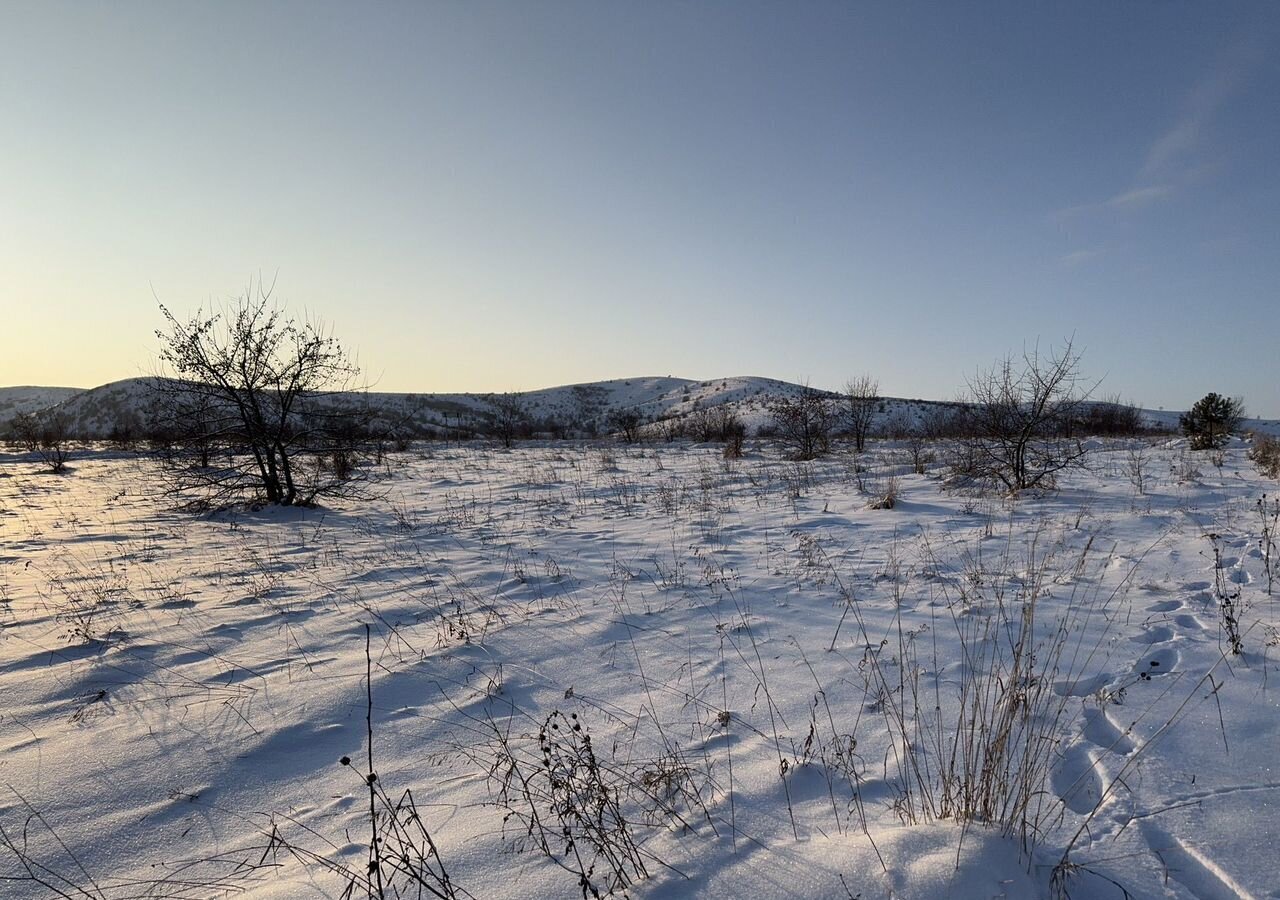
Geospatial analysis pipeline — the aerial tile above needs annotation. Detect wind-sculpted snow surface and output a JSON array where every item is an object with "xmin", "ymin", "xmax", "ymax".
[{"xmin": 1, "ymin": 440, "xmax": 1278, "ymax": 898}]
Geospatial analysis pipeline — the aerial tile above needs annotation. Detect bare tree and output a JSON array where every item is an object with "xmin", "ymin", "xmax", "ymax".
[
  {"xmin": 902, "ymin": 424, "xmax": 934, "ymax": 474},
  {"xmin": 1078, "ymin": 394, "xmax": 1144, "ymax": 436},
  {"xmin": 919, "ymin": 402, "xmax": 968, "ymax": 440},
  {"xmin": 768, "ymin": 383, "xmax": 836, "ymax": 460},
  {"xmin": 152, "ymin": 281, "xmax": 372, "ymax": 508},
  {"xmin": 843, "ymin": 374, "xmax": 879, "ymax": 452},
  {"xmin": 8, "ymin": 412, "xmax": 73, "ymax": 473},
  {"xmin": 657, "ymin": 415, "xmax": 685, "ymax": 442},
  {"xmin": 608, "ymin": 407, "xmax": 647, "ymax": 443},
  {"xmin": 882, "ymin": 410, "xmax": 912, "ymax": 441},
  {"xmin": 687, "ymin": 404, "xmax": 742, "ymax": 443},
  {"xmin": 686, "ymin": 406, "xmax": 718, "ymax": 443},
  {"xmin": 955, "ymin": 340, "xmax": 1095, "ymax": 492},
  {"xmin": 147, "ymin": 382, "xmax": 220, "ymax": 468},
  {"xmin": 723, "ymin": 417, "xmax": 746, "ymax": 459},
  {"xmin": 484, "ymin": 392, "xmax": 531, "ymax": 448}
]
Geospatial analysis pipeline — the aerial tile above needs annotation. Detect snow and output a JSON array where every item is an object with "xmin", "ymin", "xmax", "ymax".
[
  {"xmin": 0, "ymin": 386, "xmax": 83, "ymax": 421},
  {"xmin": 2, "ymin": 438, "xmax": 1279, "ymax": 898},
  {"xmin": 12, "ymin": 375, "xmax": 1279, "ymax": 440}
]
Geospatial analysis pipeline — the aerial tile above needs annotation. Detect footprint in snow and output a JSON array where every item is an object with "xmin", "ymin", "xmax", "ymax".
[
  {"xmin": 1131, "ymin": 625, "xmax": 1174, "ymax": 645},
  {"xmin": 1190, "ymin": 590, "xmax": 1215, "ymax": 607},
  {"xmin": 1174, "ymin": 613, "xmax": 1203, "ymax": 631},
  {"xmin": 1053, "ymin": 671, "xmax": 1113, "ymax": 698},
  {"xmin": 1082, "ymin": 707, "xmax": 1137, "ymax": 755},
  {"xmin": 1134, "ymin": 646, "xmax": 1179, "ymax": 678},
  {"xmin": 1052, "ymin": 741, "xmax": 1105, "ymax": 815}
]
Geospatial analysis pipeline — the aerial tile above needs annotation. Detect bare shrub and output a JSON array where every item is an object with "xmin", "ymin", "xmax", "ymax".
[
  {"xmin": 1125, "ymin": 443, "xmax": 1151, "ymax": 495},
  {"xmin": 1257, "ymin": 495, "xmax": 1278, "ymax": 595},
  {"xmin": 608, "ymin": 407, "xmax": 647, "ymax": 444},
  {"xmin": 882, "ymin": 410, "xmax": 912, "ymax": 441},
  {"xmin": 686, "ymin": 404, "xmax": 746, "ymax": 455},
  {"xmin": 1248, "ymin": 433, "xmax": 1280, "ymax": 479},
  {"xmin": 152, "ymin": 279, "xmax": 374, "ymax": 507},
  {"xmin": 843, "ymin": 374, "xmax": 879, "ymax": 453},
  {"xmin": 839, "ymin": 532, "xmax": 1164, "ymax": 867},
  {"xmin": 685, "ymin": 405, "xmax": 721, "ymax": 442},
  {"xmin": 919, "ymin": 402, "xmax": 970, "ymax": 440},
  {"xmin": 1171, "ymin": 449, "xmax": 1202, "ymax": 484},
  {"xmin": 484, "ymin": 392, "xmax": 532, "ymax": 448},
  {"xmin": 867, "ymin": 475, "xmax": 899, "ymax": 509},
  {"xmin": 953, "ymin": 339, "xmax": 1094, "ymax": 492},
  {"xmin": 1209, "ymin": 535, "xmax": 1244, "ymax": 654},
  {"xmin": 903, "ymin": 426, "xmax": 934, "ymax": 474},
  {"xmin": 768, "ymin": 383, "xmax": 836, "ymax": 460},
  {"xmin": 1077, "ymin": 395, "xmax": 1145, "ymax": 436},
  {"xmin": 489, "ymin": 710, "xmax": 649, "ymax": 897},
  {"xmin": 722, "ymin": 418, "xmax": 746, "ymax": 459},
  {"xmin": 8, "ymin": 412, "xmax": 73, "ymax": 474},
  {"xmin": 657, "ymin": 415, "xmax": 684, "ymax": 442}
]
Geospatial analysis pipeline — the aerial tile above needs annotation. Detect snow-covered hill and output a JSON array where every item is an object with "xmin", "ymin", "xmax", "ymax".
[
  {"xmin": 4, "ymin": 376, "xmax": 1278, "ymax": 439},
  {"xmin": 0, "ymin": 385, "xmax": 83, "ymax": 421},
  {"xmin": 0, "ymin": 375, "xmax": 847, "ymax": 439}
]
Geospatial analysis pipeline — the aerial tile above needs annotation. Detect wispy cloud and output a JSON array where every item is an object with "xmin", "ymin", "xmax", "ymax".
[
  {"xmin": 1104, "ymin": 184, "xmax": 1173, "ymax": 210},
  {"xmin": 1059, "ymin": 247, "xmax": 1105, "ymax": 267},
  {"xmin": 1053, "ymin": 36, "xmax": 1264, "ymax": 224},
  {"xmin": 1051, "ymin": 184, "xmax": 1173, "ymax": 223},
  {"xmin": 1139, "ymin": 39, "xmax": 1262, "ymax": 184}
]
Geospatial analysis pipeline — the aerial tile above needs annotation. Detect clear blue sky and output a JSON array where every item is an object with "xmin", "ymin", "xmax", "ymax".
[{"xmin": 2, "ymin": 2, "xmax": 1277, "ymax": 415}]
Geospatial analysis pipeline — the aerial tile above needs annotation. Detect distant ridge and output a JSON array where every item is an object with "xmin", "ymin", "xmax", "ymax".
[
  {"xmin": 2, "ymin": 377, "xmax": 1278, "ymax": 439},
  {"xmin": 0, "ymin": 386, "xmax": 85, "ymax": 421}
]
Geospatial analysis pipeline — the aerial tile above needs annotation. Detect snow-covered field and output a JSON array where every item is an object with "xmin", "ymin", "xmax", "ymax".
[{"xmin": 2, "ymin": 439, "xmax": 1278, "ymax": 899}]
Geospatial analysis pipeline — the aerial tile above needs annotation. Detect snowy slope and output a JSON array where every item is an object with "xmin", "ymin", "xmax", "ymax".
[
  {"xmin": 0, "ymin": 385, "xmax": 83, "ymax": 421},
  {"xmin": 5, "ymin": 376, "xmax": 1278, "ymax": 439}
]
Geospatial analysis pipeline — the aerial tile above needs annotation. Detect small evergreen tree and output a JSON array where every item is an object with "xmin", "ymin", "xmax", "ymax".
[{"xmin": 1180, "ymin": 393, "xmax": 1244, "ymax": 450}]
